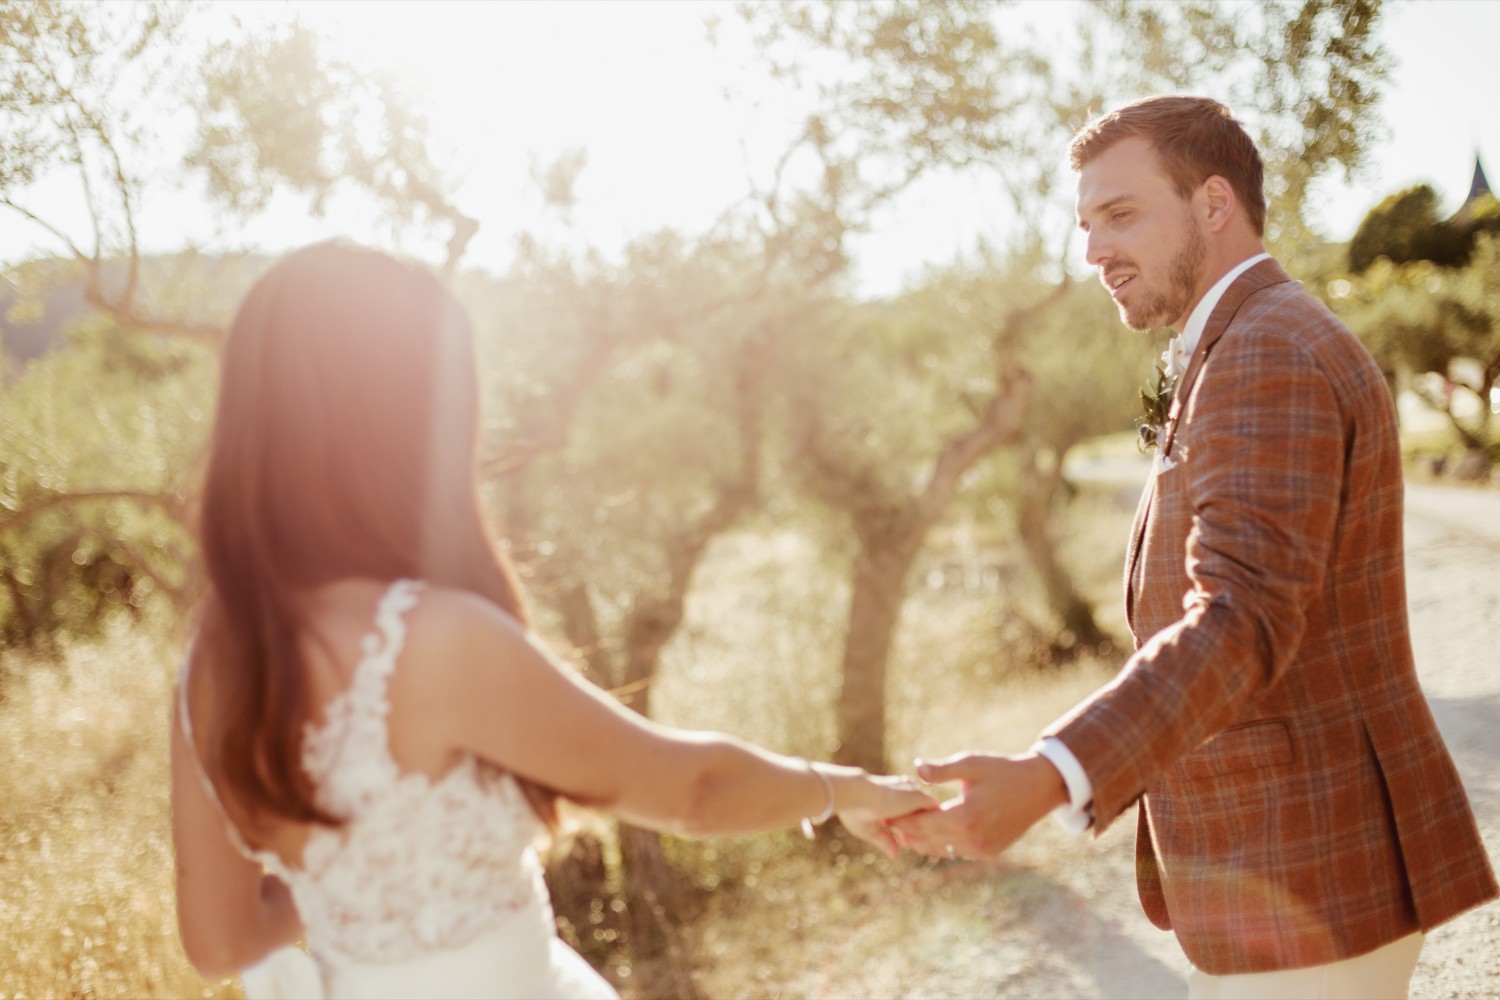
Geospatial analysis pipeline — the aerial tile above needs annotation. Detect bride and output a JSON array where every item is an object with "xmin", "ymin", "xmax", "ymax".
[{"xmin": 170, "ymin": 242, "xmax": 931, "ymax": 999}]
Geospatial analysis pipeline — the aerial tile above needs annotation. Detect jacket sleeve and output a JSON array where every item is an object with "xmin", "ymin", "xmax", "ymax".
[{"xmin": 1042, "ymin": 320, "xmax": 1344, "ymax": 830}]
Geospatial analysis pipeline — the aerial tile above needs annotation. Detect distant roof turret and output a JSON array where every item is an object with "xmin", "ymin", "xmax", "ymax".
[
  {"xmin": 1467, "ymin": 156, "xmax": 1491, "ymax": 203},
  {"xmin": 1448, "ymin": 156, "xmax": 1493, "ymax": 225}
]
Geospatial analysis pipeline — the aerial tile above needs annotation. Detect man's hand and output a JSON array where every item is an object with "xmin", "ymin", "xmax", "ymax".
[
  {"xmin": 885, "ymin": 752, "xmax": 1068, "ymax": 860},
  {"xmin": 833, "ymin": 772, "xmax": 938, "ymax": 860}
]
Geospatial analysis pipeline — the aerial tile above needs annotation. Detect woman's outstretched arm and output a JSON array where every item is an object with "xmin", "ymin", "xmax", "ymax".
[{"xmin": 407, "ymin": 587, "xmax": 931, "ymax": 854}]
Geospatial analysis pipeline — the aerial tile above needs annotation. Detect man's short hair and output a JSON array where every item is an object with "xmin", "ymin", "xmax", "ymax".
[{"xmin": 1069, "ymin": 96, "xmax": 1267, "ymax": 236}]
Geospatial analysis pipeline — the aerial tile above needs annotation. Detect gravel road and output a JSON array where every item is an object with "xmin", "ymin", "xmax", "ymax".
[{"xmin": 1399, "ymin": 484, "xmax": 1500, "ymax": 998}]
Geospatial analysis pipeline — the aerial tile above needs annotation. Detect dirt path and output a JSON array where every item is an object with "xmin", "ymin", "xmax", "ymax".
[
  {"xmin": 981, "ymin": 481, "xmax": 1500, "ymax": 998},
  {"xmin": 1397, "ymin": 484, "xmax": 1500, "ymax": 998}
]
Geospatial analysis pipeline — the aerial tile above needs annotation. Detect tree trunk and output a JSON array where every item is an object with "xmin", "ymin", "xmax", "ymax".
[
  {"xmin": 610, "ymin": 579, "xmax": 719, "ymax": 996},
  {"xmin": 825, "ymin": 366, "xmax": 1036, "ymax": 774},
  {"xmin": 553, "ymin": 581, "xmax": 613, "ymax": 685},
  {"xmin": 616, "ymin": 825, "xmax": 703, "ymax": 999},
  {"xmin": 1414, "ymin": 382, "xmax": 1490, "ymax": 452},
  {"xmin": 529, "ymin": 324, "xmax": 762, "ymax": 997},
  {"xmin": 834, "ymin": 530, "xmax": 922, "ymax": 774},
  {"xmin": 1478, "ymin": 365, "xmax": 1496, "ymax": 444},
  {"xmin": 550, "ymin": 584, "xmax": 703, "ymax": 997},
  {"xmin": 1015, "ymin": 492, "xmax": 1111, "ymax": 656},
  {"xmin": 542, "ymin": 832, "xmax": 615, "ymax": 975},
  {"xmin": 1009, "ymin": 442, "xmax": 1112, "ymax": 657}
]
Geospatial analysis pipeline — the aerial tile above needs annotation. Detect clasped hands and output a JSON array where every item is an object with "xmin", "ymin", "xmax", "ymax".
[{"xmin": 880, "ymin": 751, "xmax": 1069, "ymax": 861}]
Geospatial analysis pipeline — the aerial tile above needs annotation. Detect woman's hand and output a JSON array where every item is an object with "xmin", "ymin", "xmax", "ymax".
[{"xmin": 827, "ymin": 768, "xmax": 936, "ymax": 859}]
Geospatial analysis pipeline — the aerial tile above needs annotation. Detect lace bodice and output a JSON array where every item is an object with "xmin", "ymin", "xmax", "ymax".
[{"xmin": 182, "ymin": 580, "xmax": 552, "ymax": 968}]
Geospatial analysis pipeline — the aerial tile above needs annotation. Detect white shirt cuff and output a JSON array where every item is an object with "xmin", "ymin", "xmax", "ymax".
[{"xmin": 1032, "ymin": 737, "xmax": 1094, "ymax": 834}]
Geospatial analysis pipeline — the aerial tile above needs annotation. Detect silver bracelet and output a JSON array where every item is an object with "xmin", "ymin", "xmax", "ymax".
[{"xmin": 800, "ymin": 760, "xmax": 835, "ymax": 840}]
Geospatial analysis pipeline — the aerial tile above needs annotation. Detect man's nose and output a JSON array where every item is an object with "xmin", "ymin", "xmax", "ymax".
[{"xmin": 1085, "ymin": 229, "xmax": 1112, "ymax": 268}]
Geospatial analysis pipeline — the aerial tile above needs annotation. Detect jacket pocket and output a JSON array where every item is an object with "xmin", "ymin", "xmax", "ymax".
[{"xmin": 1178, "ymin": 718, "xmax": 1296, "ymax": 779}]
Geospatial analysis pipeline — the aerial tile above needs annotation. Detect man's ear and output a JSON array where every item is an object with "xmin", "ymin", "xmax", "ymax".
[{"xmin": 1200, "ymin": 175, "xmax": 1237, "ymax": 233}]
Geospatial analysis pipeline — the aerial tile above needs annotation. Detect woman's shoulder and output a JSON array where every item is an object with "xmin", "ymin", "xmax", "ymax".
[
  {"xmin": 274, "ymin": 579, "xmax": 522, "ymax": 705},
  {"xmin": 394, "ymin": 582, "xmax": 537, "ymax": 686},
  {"xmin": 405, "ymin": 582, "xmax": 524, "ymax": 639}
]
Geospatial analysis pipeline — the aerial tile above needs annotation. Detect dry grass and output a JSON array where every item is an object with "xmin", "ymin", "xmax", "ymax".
[
  {"xmin": 665, "ymin": 634, "xmax": 1125, "ymax": 999},
  {"xmin": 0, "ymin": 618, "xmax": 239, "ymax": 1000},
  {"xmin": 659, "ymin": 639, "xmax": 1127, "ymax": 999}
]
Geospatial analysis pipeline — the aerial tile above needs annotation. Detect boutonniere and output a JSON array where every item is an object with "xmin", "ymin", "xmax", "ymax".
[
  {"xmin": 1137, "ymin": 363, "xmax": 1172, "ymax": 451},
  {"xmin": 1137, "ymin": 336, "xmax": 1189, "ymax": 452}
]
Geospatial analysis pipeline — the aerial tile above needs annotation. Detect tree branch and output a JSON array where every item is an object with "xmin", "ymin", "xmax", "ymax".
[
  {"xmin": 79, "ymin": 282, "xmax": 227, "ymax": 343},
  {"xmin": 0, "ymin": 490, "xmax": 186, "ymax": 537},
  {"xmin": 913, "ymin": 274, "xmax": 1069, "ymax": 522},
  {"xmin": 0, "ymin": 198, "xmax": 88, "ymax": 260}
]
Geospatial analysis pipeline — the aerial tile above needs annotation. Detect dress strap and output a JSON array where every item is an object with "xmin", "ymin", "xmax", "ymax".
[
  {"xmin": 177, "ymin": 642, "xmax": 262, "ymax": 864},
  {"xmin": 300, "ymin": 579, "xmax": 425, "ymax": 815},
  {"xmin": 357, "ymin": 579, "xmax": 425, "ymax": 698}
]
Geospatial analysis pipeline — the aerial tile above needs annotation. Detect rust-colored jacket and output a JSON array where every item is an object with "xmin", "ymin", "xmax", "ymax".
[{"xmin": 1046, "ymin": 259, "xmax": 1497, "ymax": 974}]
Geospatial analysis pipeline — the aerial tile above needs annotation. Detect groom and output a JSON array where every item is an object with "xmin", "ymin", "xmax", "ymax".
[{"xmin": 890, "ymin": 96, "xmax": 1498, "ymax": 997}]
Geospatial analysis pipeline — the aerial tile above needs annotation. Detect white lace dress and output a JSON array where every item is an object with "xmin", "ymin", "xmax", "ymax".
[{"xmin": 180, "ymin": 580, "xmax": 617, "ymax": 1000}]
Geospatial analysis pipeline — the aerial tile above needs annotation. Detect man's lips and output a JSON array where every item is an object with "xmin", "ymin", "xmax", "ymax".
[{"xmin": 1103, "ymin": 272, "xmax": 1135, "ymax": 297}]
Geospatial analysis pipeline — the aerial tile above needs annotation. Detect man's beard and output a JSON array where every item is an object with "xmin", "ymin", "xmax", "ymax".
[{"xmin": 1120, "ymin": 222, "xmax": 1206, "ymax": 331}]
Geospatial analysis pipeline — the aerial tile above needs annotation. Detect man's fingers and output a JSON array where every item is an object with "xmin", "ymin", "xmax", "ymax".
[
  {"xmin": 885, "ymin": 800, "xmax": 949, "ymax": 833},
  {"xmin": 882, "ymin": 820, "xmax": 910, "ymax": 850},
  {"xmin": 914, "ymin": 752, "xmax": 987, "ymax": 785},
  {"xmin": 846, "ymin": 819, "xmax": 909, "ymax": 861},
  {"xmin": 898, "ymin": 752, "xmax": 1035, "ymax": 861},
  {"xmin": 884, "ymin": 796, "xmax": 968, "ymax": 857}
]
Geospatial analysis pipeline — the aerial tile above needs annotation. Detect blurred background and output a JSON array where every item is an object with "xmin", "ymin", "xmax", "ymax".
[{"xmin": 2, "ymin": 1, "xmax": 1497, "ymax": 997}]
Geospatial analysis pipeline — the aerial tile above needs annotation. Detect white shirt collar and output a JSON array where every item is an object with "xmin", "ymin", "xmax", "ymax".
[{"xmin": 1175, "ymin": 252, "xmax": 1272, "ymax": 360}]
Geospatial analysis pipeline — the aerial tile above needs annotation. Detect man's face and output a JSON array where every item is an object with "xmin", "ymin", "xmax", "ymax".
[{"xmin": 1075, "ymin": 136, "xmax": 1207, "ymax": 332}]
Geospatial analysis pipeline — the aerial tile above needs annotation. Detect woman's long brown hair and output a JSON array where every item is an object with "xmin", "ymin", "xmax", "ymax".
[{"xmin": 194, "ymin": 241, "xmax": 556, "ymax": 833}]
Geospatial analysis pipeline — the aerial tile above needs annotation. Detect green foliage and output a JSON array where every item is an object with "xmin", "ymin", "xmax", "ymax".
[
  {"xmin": 456, "ymin": 229, "xmax": 775, "ymax": 694},
  {"xmin": 0, "ymin": 1, "xmax": 272, "ymax": 343},
  {"xmin": 0, "ymin": 0, "xmax": 478, "ymax": 649},
  {"xmin": 1329, "ymin": 235, "xmax": 1500, "ymax": 456},
  {"xmin": 783, "ymin": 261, "xmax": 1136, "ymax": 519},
  {"xmin": 732, "ymin": 0, "xmax": 1073, "ymax": 274},
  {"xmin": 738, "ymin": 0, "xmax": 1393, "ymax": 458},
  {"xmin": 739, "ymin": 0, "xmax": 1034, "ymax": 172},
  {"xmin": 189, "ymin": 19, "xmax": 477, "ymax": 267},
  {"xmin": 1010, "ymin": 280, "xmax": 1140, "ymax": 454},
  {"xmin": 775, "ymin": 282, "xmax": 1003, "ymax": 520},
  {"xmin": 0, "ymin": 1, "xmax": 191, "ymax": 196},
  {"xmin": 1348, "ymin": 185, "xmax": 1500, "ymax": 273},
  {"xmin": 1349, "ymin": 186, "xmax": 1451, "ymax": 271},
  {"xmin": 1136, "ymin": 363, "xmax": 1173, "ymax": 453},
  {"xmin": 0, "ymin": 323, "xmax": 214, "ymax": 646}
]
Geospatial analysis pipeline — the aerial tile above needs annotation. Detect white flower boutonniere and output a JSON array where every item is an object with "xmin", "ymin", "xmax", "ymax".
[
  {"xmin": 1137, "ymin": 336, "xmax": 1188, "ymax": 453},
  {"xmin": 1162, "ymin": 335, "xmax": 1189, "ymax": 383}
]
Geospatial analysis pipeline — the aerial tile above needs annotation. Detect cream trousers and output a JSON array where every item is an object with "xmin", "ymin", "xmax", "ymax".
[{"xmin": 1187, "ymin": 933, "xmax": 1424, "ymax": 1000}]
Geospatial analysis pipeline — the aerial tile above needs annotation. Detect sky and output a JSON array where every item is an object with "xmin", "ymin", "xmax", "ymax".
[{"xmin": 4, "ymin": 0, "xmax": 1499, "ymax": 298}]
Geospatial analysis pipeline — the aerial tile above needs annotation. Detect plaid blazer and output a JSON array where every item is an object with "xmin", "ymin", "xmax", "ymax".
[{"xmin": 1045, "ymin": 259, "xmax": 1497, "ymax": 975}]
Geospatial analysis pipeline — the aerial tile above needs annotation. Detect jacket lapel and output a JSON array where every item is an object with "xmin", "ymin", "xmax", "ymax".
[
  {"xmin": 1123, "ymin": 473, "xmax": 1154, "ymax": 630},
  {"xmin": 1125, "ymin": 258, "xmax": 1293, "ymax": 634},
  {"xmin": 1157, "ymin": 258, "xmax": 1292, "ymax": 458}
]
